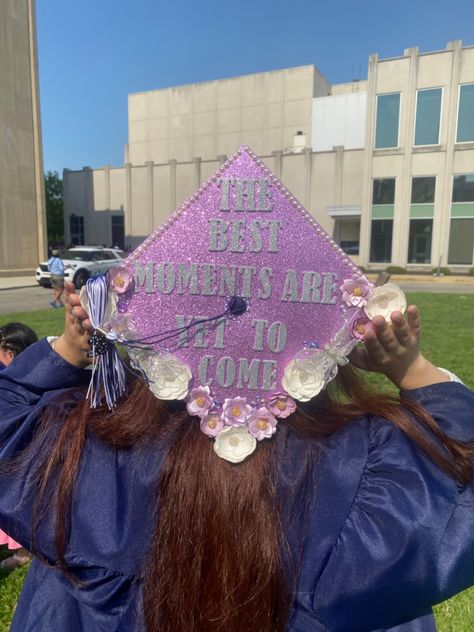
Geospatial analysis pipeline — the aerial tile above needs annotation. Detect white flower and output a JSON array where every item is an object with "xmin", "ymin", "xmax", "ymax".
[
  {"xmin": 145, "ymin": 353, "xmax": 192, "ymax": 400},
  {"xmin": 281, "ymin": 356, "xmax": 326, "ymax": 402},
  {"xmin": 80, "ymin": 285, "xmax": 118, "ymax": 326},
  {"xmin": 364, "ymin": 283, "xmax": 407, "ymax": 323},
  {"xmin": 127, "ymin": 348, "xmax": 154, "ymax": 373},
  {"xmin": 213, "ymin": 426, "xmax": 257, "ymax": 463}
]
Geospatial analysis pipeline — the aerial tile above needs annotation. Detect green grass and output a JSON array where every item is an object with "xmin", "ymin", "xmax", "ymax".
[
  {"xmin": 0, "ymin": 307, "xmax": 65, "ymax": 339},
  {"xmin": 0, "ymin": 549, "xmax": 29, "ymax": 630},
  {"xmin": 1, "ymin": 293, "xmax": 474, "ymax": 630}
]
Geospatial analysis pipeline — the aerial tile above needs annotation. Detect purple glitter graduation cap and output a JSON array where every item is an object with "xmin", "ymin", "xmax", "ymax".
[{"xmin": 85, "ymin": 146, "xmax": 405, "ymax": 462}]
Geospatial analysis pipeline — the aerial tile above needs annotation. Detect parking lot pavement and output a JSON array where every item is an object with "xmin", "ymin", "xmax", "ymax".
[{"xmin": 0, "ymin": 285, "xmax": 53, "ymax": 314}]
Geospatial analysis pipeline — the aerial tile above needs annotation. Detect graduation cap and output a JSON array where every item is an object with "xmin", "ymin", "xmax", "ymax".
[{"xmin": 81, "ymin": 146, "xmax": 406, "ymax": 462}]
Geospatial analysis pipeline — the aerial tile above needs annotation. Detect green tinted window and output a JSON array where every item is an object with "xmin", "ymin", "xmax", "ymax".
[
  {"xmin": 408, "ymin": 219, "xmax": 433, "ymax": 263},
  {"xmin": 373, "ymin": 178, "xmax": 395, "ymax": 204},
  {"xmin": 448, "ymin": 218, "xmax": 474, "ymax": 264},
  {"xmin": 452, "ymin": 175, "xmax": 474, "ymax": 202},
  {"xmin": 411, "ymin": 177, "xmax": 436, "ymax": 203},
  {"xmin": 370, "ymin": 219, "xmax": 393, "ymax": 262},
  {"xmin": 457, "ymin": 84, "xmax": 474, "ymax": 143},
  {"xmin": 375, "ymin": 94, "xmax": 400, "ymax": 149},
  {"xmin": 414, "ymin": 89, "xmax": 442, "ymax": 146}
]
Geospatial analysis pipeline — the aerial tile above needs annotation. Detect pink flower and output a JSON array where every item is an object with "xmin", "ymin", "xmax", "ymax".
[
  {"xmin": 187, "ymin": 385, "xmax": 213, "ymax": 418},
  {"xmin": 268, "ymin": 393, "xmax": 296, "ymax": 418},
  {"xmin": 340, "ymin": 274, "xmax": 373, "ymax": 308},
  {"xmin": 351, "ymin": 316, "xmax": 373, "ymax": 341},
  {"xmin": 222, "ymin": 396, "xmax": 252, "ymax": 427},
  {"xmin": 200, "ymin": 412, "xmax": 224, "ymax": 437},
  {"xmin": 109, "ymin": 266, "xmax": 133, "ymax": 294},
  {"xmin": 247, "ymin": 407, "xmax": 277, "ymax": 441}
]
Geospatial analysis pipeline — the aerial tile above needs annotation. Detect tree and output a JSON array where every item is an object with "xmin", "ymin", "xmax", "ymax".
[{"xmin": 44, "ymin": 170, "xmax": 64, "ymax": 245}]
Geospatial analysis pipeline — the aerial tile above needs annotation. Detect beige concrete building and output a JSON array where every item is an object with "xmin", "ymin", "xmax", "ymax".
[
  {"xmin": 0, "ymin": 0, "xmax": 46, "ymax": 275},
  {"xmin": 126, "ymin": 65, "xmax": 330, "ymax": 165},
  {"xmin": 64, "ymin": 41, "xmax": 474, "ymax": 271}
]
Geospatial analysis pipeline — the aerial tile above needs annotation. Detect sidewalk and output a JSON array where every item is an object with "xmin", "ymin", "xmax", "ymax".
[
  {"xmin": 0, "ymin": 276, "xmax": 37, "ymax": 290},
  {"xmin": 366, "ymin": 273, "xmax": 474, "ymax": 285}
]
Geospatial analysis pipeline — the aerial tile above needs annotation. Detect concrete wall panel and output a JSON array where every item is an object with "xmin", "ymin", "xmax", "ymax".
[
  {"xmin": 459, "ymin": 48, "xmax": 474, "ymax": 83},
  {"xmin": 194, "ymin": 110, "xmax": 216, "ymax": 136},
  {"xmin": 417, "ymin": 52, "xmax": 453, "ymax": 88},
  {"xmin": 153, "ymin": 165, "xmax": 172, "ymax": 227},
  {"xmin": 453, "ymin": 149, "xmax": 474, "ymax": 173},
  {"xmin": 0, "ymin": 0, "xmax": 46, "ymax": 273},
  {"xmin": 217, "ymin": 79, "xmax": 241, "ymax": 109},
  {"xmin": 193, "ymin": 81, "xmax": 217, "ymax": 112},
  {"xmin": 194, "ymin": 135, "xmax": 216, "ymax": 159}
]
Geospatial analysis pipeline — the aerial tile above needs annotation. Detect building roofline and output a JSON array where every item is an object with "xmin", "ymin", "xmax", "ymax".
[
  {"xmin": 376, "ymin": 41, "xmax": 474, "ymax": 65},
  {"xmin": 128, "ymin": 64, "xmax": 321, "ymax": 98}
]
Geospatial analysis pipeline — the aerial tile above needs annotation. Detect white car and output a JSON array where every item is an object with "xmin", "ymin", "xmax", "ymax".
[{"xmin": 36, "ymin": 246, "xmax": 126, "ymax": 289}]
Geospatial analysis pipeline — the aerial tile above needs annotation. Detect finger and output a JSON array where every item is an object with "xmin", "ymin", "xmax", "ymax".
[
  {"xmin": 371, "ymin": 316, "xmax": 400, "ymax": 353},
  {"xmin": 406, "ymin": 305, "xmax": 421, "ymax": 341},
  {"xmin": 363, "ymin": 325, "xmax": 390, "ymax": 363},
  {"xmin": 390, "ymin": 311, "xmax": 412, "ymax": 347},
  {"xmin": 68, "ymin": 292, "xmax": 83, "ymax": 308},
  {"xmin": 70, "ymin": 310, "xmax": 93, "ymax": 332},
  {"xmin": 71, "ymin": 305, "xmax": 89, "ymax": 321}
]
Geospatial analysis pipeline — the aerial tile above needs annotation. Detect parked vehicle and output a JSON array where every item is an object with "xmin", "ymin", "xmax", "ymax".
[{"xmin": 36, "ymin": 247, "xmax": 126, "ymax": 289}]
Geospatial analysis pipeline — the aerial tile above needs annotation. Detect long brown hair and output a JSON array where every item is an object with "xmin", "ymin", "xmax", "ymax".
[{"xmin": 24, "ymin": 365, "xmax": 474, "ymax": 631}]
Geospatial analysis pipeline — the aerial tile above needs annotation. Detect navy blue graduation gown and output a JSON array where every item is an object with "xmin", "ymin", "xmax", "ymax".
[{"xmin": 1, "ymin": 339, "xmax": 474, "ymax": 631}]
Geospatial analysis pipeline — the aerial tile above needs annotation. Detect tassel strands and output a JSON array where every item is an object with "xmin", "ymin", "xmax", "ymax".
[{"xmin": 85, "ymin": 275, "xmax": 127, "ymax": 409}]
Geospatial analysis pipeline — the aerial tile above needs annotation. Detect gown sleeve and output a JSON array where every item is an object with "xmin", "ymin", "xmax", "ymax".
[
  {"xmin": 0, "ymin": 338, "xmax": 90, "ymax": 550},
  {"xmin": 313, "ymin": 382, "xmax": 474, "ymax": 632}
]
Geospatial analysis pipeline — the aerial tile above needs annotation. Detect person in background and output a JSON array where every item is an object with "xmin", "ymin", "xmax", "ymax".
[
  {"xmin": 0, "ymin": 322, "xmax": 38, "ymax": 569},
  {"xmin": 47, "ymin": 249, "xmax": 69, "ymax": 308}
]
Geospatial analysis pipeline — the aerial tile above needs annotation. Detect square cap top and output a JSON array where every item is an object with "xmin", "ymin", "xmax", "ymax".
[{"xmin": 112, "ymin": 145, "xmax": 370, "ymax": 414}]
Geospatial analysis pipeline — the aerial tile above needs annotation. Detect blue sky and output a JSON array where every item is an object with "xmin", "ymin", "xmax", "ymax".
[{"xmin": 36, "ymin": 0, "xmax": 474, "ymax": 173}]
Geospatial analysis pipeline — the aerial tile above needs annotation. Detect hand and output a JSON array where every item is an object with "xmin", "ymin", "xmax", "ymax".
[
  {"xmin": 52, "ymin": 282, "xmax": 93, "ymax": 368},
  {"xmin": 349, "ymin": 305, "xmax": 450, "ymax": 390}
]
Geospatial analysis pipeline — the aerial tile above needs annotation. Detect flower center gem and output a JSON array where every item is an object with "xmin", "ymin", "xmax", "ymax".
[
  {"xmin": 356, "ymin": 324, "xmax": 366, "ymax": 334},
  {"xmin": 231, "ymin": 406, "xmax": 241, "ymax": 417},
  {"xmin": 352, "ymin": 286, "xmax": 362, "ymax": 297},
  {"xmin": 257, "ymin": 419, "xmax": 268, "ymax": 430},
  {"xmin": 276, "ymin": 400, "xmax": 286, "ymax": 411},
  {"xmin": 115, "ymin": 276, "xmax": 125, "ymax": 287},
  {"xmin": 229, "ymin": 437, "xmax": 240, "ymax": 447},
  {"xmin": 207, "ymin": 417, "xmax": 217, "ymax": 429},
  {"xmin": 196, "ymin": 396, "xmax": 205, "ymax": 407},
  {"xmin": 379, "ymin": 299, "xmax": 388, "ymax": 308}
]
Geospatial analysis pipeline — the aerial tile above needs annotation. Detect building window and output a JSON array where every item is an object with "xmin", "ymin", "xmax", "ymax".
[
  {"xmin": 111, "ymin": 215, "xmax": 125, "ymax": 249},
  {"xmin": 456, "ymin": 84, "xmax": 474, "ymax": 143},
  {"xmin": 414, "ymin": 88, "xmax": 442, "ymax": 146},
  {"xmin": 370, "ymin": 220, "xmax": 393, "ymax": 263},
  {"xmin": 408, "ymin": 219, "xmax": 432, "ymax": 263},
  {"xmin": 448, "ymin": 174, "xmax": 474, "ymax": 265},
  {"xmin": 448, "ymin": 218, "xmax": 474, "ymax": 265},
  {"xmin": 333, "ymin": 218, "xmax": 360, "ymax": 255},
  {"xmin": 373, "ymin": 178, "xmax": 395, "ymax": 204},
  {"xmin": 452, "ymin": 174, "xmax": 474, "ymax": 202},
  {"xmin": 375, "ymin": 93, "xmax": 400, "ymax": 149},
  {"xmin": 69, "ymin": 216, "xmax": 84, "ymax": 245},
  {"xmin": 411, "ymin": 177, "xmax": 436, "ymax": 203}
]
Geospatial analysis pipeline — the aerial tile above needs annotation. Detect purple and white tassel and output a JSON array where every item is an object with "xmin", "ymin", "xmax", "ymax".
[{"xmin": 85, "ymin": 274, "xmax": 127, "ymax": 409}]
